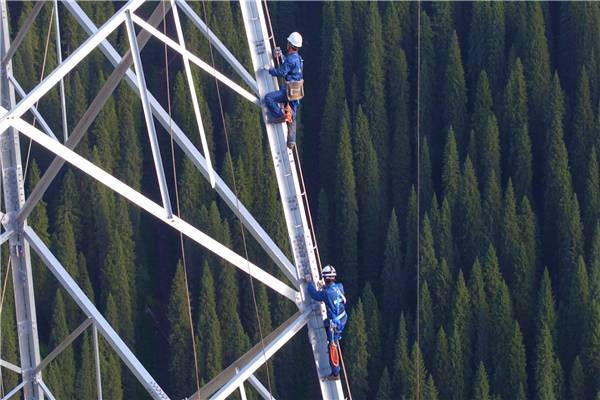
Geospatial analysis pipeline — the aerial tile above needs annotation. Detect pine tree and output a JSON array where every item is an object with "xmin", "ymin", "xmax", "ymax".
[
  {"xmin": 101, "ymin": 295, "xmax": 123, "ymax": 400},
  {"xmin": 442, "ymin": 128, "xmax": 460, "ymax": 208},
  {"xmin": 421, "ymin": 137, "xmax": 434, "ymax": 212},
  {"xmin": 420, "ymin": 282, "xmax": 435, "ymax": 364},
  {"xmin": 468, "ymin": 3, "xmax": 505, "ymax": 96},
  {"xmin": 433, "ymin": 326, "xmax": 450, "ymax": 400},
  {"xmin": 381, "ymin": 210, "xmax": 403, "ymax": 327},
  {"xmin": 218, "ymin": 263, "xmax": 250, "ymax": 365},
  {"xmin": 584, "ymin": 301, "xmax": 600, "ymax": 394},
  {"xmin": 442, "ymin": 31, "xmax": 468, "ymax": 150},
  {"xmin": 439, "ymin": 198, "xmax": 455, "ymax": 272},
  {"xmin": 585, "ymin": 148, "xmax": 600, "ymax": 250},
  {"xmin": 569, "ymin": 68, "xmax": 595, "ymax": 196},
  {"xmin": 76, "ymin": 331, "xmax": 96, "ymax": 400},
  {"xmin": 457, "ymin": 157, "xmax": 482, "ymax": 268},
  {"xmin": 569, "ymin": 356, "xmax": 585, "ymax": 400},
  {"xmin": 376, "ymin": 367, "xmax": 392, "ymax": 400},
  {"xmin": 482, "ymin": 170, "xmax": 501, "ymax": 247},
  {"xmin": 536, "ymin": 268, "xmax": 558, "ymax": 343},
  {"xmin": 45, "ymin": 291, "xmax": 76, "ymax": 399},
  {"xmin": 471, "ymin": 70, "xmax": 494, "ymax": 176},
  {"xmin": 507, "ymin": 321, "xmax": 528, "ymax": 399},
  {"xmin": 420, "ymin": 214, "xmax": 438, "ymax": 287},
  {"xmin": 361, "ymin": 2, "xmax": 388, "ymax": 170},
  {"xmin": 167, "ymin": 262, "xmax": 197, "ymax": 397},
  {"xmin": 333, "ymin": 108, "xmax": 358, "ymax": 295},
  {"xmin": 353, "ymin": 106, "xmax": 381, "ymax": 281},
  {"xmin": 503, "ymin": 58, "xmax": 532, "ymax": 199},
  {"xmin": 197, "ymin": 262, "xmax": 222, "ymax": 381},
  {"xmin": 407, "ymin": 342, "xmax": 428, "ymax": 400},
  {"xmin": 590, "ymin": 222, "xmax": 600, "ymax": 301},
  {"xmin": 345, "ymin": 300, "xmax": 368, "ymax": 399},
  {"xmin": 561, "ymin": 256, "xmax": 590, "ymax": 365},
  {"xmin": 483, "ymin": 245, "xmax": 503, "ymax": 302},
  {"xmin": 533, "ymin": 323, "xmax": 559, "ymax": 400},
  {"xmin": 519, "ymin": 195, "xmax": 538, "ymax": 278},
  {"xmin": 490, "ymin": 280, "xmax": 514, "ymax": 399},
  {"xmin": 424, "ymin": 374, "xmax": 439, "ymax": 400},
  {"xmin": 480, "ymin": 115, "xmax": 501, "ymax": 193},
  {"xmin": 472, "ymin": 362, "xmax": 491, "ymax": 400},
  {"xmin": 360, "ymin": 283, "xmax": 382, "ymax": 387},
  {"xmin": 448, "ymin": 323, "xmax": 465, "ymax": 400},
  {"xmin": 470, "ymin": 258, "xmax": 490, "ymax": 369},
  {"xmin": 392, "ymin": 313, "xmax": 410, "ymax": 396}
]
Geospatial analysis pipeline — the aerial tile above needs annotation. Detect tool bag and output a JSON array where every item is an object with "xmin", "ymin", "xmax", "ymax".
[{"xmin": 286, "ymin": 80, "xmax": 304, "ymax": 101}]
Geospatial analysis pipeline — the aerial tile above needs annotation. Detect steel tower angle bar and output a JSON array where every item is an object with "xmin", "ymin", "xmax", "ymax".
[
  {"xmin": 130, "ymin": 13, "xmax": 259, "ymax": 105},
  {"xmin": 0, "ymin": 381, "xmax": 26, "ymax": 400},
  {"xmin": 0, "ymin": 0, "xmax": 146, "ymax": 126},
  {"xmin": 8, "ymin": 75, "xmax": 58, "ymax": 141},
  {"xmin": 63, "ymin": 0, "xmax": 299, "ymax": 286},
  {"xmin": 10, "ymin": 114, "xmax": 299, "ymax": 302},
  {"xmin": 0, "ymin": 359, "xmax": 21, "ymax": 374},
  {"xmin": 23, "ymin": 226, "xmax": 171, "ymax": 400},
  {"xmin": 176, "ymin": 0, "xmax": 259, "ymax": 95},
  {"xmin": 248, "ymin": 374, "xmax": 276, "ymax": 400},
  {"xmin": 124, "ymin": 10, "xmax": 173, "ymax": 218}
]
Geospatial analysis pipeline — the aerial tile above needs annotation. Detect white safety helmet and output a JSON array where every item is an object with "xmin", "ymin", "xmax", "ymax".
[
  {"xmin": 287, "ymin": 32, "xmax": 303, "ymax": 48},
  {"xmin": 322, "ymin": 264, "xmax": 337, "ymax": 279}
]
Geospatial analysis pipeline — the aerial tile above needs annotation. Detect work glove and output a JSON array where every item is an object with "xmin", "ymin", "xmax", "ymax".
[{"xmin": 274, "ymin": 46, "xmax": 282, "ymax": 59}]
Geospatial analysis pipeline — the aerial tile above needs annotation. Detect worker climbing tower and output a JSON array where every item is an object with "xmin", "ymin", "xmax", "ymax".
[{"xmin": 0, "ymin": 1, "xmax": 346, "ymax": 399}]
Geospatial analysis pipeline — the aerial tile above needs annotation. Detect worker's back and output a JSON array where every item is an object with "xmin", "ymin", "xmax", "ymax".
[{"xmin": 322, "ymin": 282, "xmax": 346, "ymax": 320}]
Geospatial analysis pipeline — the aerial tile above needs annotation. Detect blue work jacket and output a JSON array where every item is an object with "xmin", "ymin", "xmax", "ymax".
[
  {"xmin": 307, "ymin": 282, "xmax": 347, "ymax": 321},
  {"xmin": 269, "ymin": 52, "xmax": 303, "ymax": 82}
]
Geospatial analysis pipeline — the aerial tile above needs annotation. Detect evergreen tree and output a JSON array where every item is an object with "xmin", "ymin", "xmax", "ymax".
[
  {"xmin": 584, "ymin": 301, "xmax": 600, "ymax": 394},
  {"xmin": 442, "ymin": 128, "xmax": 460, "ymax": 208},
  {"xmin": 536, "ymin": 268, "xmax": 558, "ymax": 343},
  {"xmin": 197, "ymin": 262, "xmax": 222, "ymax": 381},
  {"xmin": 381, "ymin": 210, "xmax": 403, "ymax": 328},
  {"xmin": 421, "ymin": 137, "xmax": 434, "ymax": 212},
  {"xmin": 45, "ymin": 291, "xmax": 76, "ymax": 399},
  {"xmin": 569, "ymin": 68, "xmax": 595, "ymax": 196},
  {"xmin": 424, "ymin": 374, "xmax": 439, "ymax": 400},
  {"xmin": 472, "ymin": 362, "xmax": 491, "ymax": 400},
  {"xmin": 457, "ymin": 157, "xmax": 482, "ymax": 268},
  {"xmin": 507, "ymin": 321, "xmax": 528, "ymax": 399},
  {"xmin": 561, "ymin": 256, "xmax": 590, "ymax": 364},
  {"xmin": 407, "ymin": 342, "xmax": 429, "ymax": 400},
  {"xmin": 442, "ymin": 31, "xmax": 468, "ymax": 150},
  {"xmin": 569, "ymin": 356, "xmax": 585, "ymax": 400},
  {"xmin": 448, "ymin": 323, "xmax": 465, "ymax": 400},
  {"xmin": 76, "ymin": 331, "xmax": 96, "ymax": 400},
  {"xmin": 101, "ymin": 295, "xmax": 123, "ymax": 400},
  {"xmin": 479, "ymin": 115, "xmax": 501, "ymax": 193},
  {"xmin": 471, "ymin": 70, "xmax": 494, "ymax": 175},
  {"xmin": 585, "ymin": 148, "xmax": 600, "ymax": 249},
  {"xmin": 375, "ymin": 367, "xmax": 392, "ymax": 400},
  {"xmin": 360, "ymin": 283, "xmax": 382, "ymax": 387},
  {"xmin": 167, "ymin": 262, "xmax": 197, "ymax": 397},
  {"xmin": 533, "ymin": 324, "xmax": 559, "ymax": 400},
  {"xmin": 470, "ymin": 258, "xmax": 490, "ymax": 369},
  {"xmin": 392, "ymin": 313, "xmax": 410, "ymax": 396},
  {"xmin": 482, "ymin": 169, "xmax": 501, "ymax": 247},
  {"xmin": 490, "ymin": 280, "xmax": 514, "ymax": 399},
  {"xmin": 433, "ymin": 327, "xmax": 450, "ymax": 400},
  {"xmin": 439, "ymin": 198, "xmax": 455, "ymax": 272},
  {"xmin": 353, "ymin": 106, "xmax": 381, "ymax": 280},
  {"xmin": 334, "ymin": 108, "xmax": 359, "ymax": 295},
  {"xmin": 345, "ymin": 300, "xmax": 368, "ymax": 399}
]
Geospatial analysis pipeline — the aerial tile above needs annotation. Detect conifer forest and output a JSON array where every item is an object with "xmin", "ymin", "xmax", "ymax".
[{"xmin": 4, "ymin": 1, "xmax": 600, "ymax": 399}]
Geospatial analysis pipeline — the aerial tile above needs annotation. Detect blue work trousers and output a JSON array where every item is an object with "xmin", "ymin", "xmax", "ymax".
[
  {"xmin": 263, "ymin": 88, "xmax": 299, "ymax": 119},
  {"xmin": 324, "ymin": 315, "xmax": 347, "ymax": 376}
]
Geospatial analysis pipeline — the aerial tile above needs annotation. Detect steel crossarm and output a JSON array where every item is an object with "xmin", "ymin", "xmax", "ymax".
[
  {"xmin": 189, "ymin": 310, "xmax": 310, "ymax": 400},
  {"xmin": 0, "ymin": 0, "xmax": 146, "ymax": 133},
  {"xmin": 130, "ymin": 13, "xmax": 259, "ymax": 105},
  {"xmin": 124, "ymin": 11, "xmax": 173, "ymax": 218},
  {"xmin": 177, "ymin": 0, "xmax": 258, "ymax": 95},
  {"xmin": 23, "ymin": 227, "xmax": 170, "ymax": 400},
  {"xmin": 15, "ymin": 0, "xmax": 171, "ymax": 226},
  {"xmin": 248, "ymin": 374, "xmax": 276, "ymax": 400},
  {"xmin": 11, "ymin": 115, "xmax": 299, "ymax": 303},
  {"xmin": 63, "ymin": 0, "xmax": 299, "ymax": 285},
  {"xmin": 170, "ymin": 0, "xmax": 216, "ymax": 188}
]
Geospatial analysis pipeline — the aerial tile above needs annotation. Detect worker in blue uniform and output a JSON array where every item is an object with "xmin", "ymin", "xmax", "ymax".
[
  {"xmin": 305, "ymin": 264, "xmax": 347, "ymax": 380},
  {"xmin": 262, "ymin": 32, "xmax": 304, "ymax": 149}
]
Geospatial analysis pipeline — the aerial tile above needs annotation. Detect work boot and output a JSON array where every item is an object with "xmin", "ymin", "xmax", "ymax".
[
  {"xmin": 323, "ymin": 374, "xmax": 340, "ymax": 381},
  {"xmin": 287, "ymin": 120, "xmax": 296, "ymax": 149}
]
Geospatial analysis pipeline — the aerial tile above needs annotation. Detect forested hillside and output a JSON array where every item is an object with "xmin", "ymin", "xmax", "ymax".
[{"xmin": 4, "ymin": 1, "xmax": 600, "ymax": 399}]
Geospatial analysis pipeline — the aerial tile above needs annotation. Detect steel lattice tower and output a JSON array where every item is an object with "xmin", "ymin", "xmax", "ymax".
[{"xmin": 0, "ymin": 1, "xmax": 346, "ymax": 399}]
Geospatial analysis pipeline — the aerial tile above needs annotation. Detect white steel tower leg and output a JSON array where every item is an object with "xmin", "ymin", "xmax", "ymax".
[
  {"xmin": 0, "ymin": 2, "xmax": 43, "ymax": 399},
  {"xmin": 239, "ymin": 1, "xmax": 345, "ymax": 398}
]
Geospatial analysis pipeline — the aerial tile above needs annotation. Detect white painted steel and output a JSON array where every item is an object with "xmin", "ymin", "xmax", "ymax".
[
  {"xmin": 37, "ymin": 380, "xmax": 56, "ymax": 400},
  {"xmin": 239, "ymin": 1, "xmax": 345, "ymax": 398},
  {"xmin": 8, "ymin": 75, "xmax": 57, "ymax": 141},
  {"xmin": 24, "ymin": 227, "xmax": 170, "ymax": 400},
  {"xmin": 92, "ymin": 325, "xmax": 103, "ymax": 400},
  {"xmin": 0, "ymin": 2, "xmax": 43, "ymax": 398},
  {"xmin": 209, "ymin": 311, "xmax": 309, "ymax": 400},
  {"xmin": 63, "ymin": 0, "xmax": 299, "ymax": 285},
  {"xmin": 248, "ymin": 374, "xmax": 276, "ymax": 400},
  {"xmin": 170, "ymin": 1, "xmax": 215, "ymax": 188},
  {"xmin": 0, "ymin": 229, "xmax": 13, "ymax": 246},
  {"xmin": 131, "ymin": 14, "xmax": 259, "ymax": 105},
  {"xmin": 0, "ymin": 359, "xmax": 21, "ymax": 374},
  {"xmin": 177, "ymin": 0, "xmax": 258, "ymax": 95},
  {"xmin": 124, "ymin": 11, "xmax": 173, "ymax": 218},
  {"xmin": 11, "ymin": 115, "xmax": 298, "ymax": 302},
  {"xmin": 52, "ymin": 0, "xmax": 68, "ymax": 142},
  {"xmin": 0, "ymin": 0, "xmax": 146, "ymax": 131},
  {"xmin": 0, "ymin": 381, "xmax": 26, "ymax": 400}
]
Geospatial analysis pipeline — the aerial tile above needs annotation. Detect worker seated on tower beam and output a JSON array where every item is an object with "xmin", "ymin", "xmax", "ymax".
[
  {"xmin": 304, "ymin": 265, "xmax": 347, "ymax": 381},
  {"xmin": 261, "ymin": 32, "xmax": 304, "ymax": 149}
]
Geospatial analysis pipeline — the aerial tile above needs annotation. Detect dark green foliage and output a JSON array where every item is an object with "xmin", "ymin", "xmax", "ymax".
[
  {"xmin": 101, "ymin": 296, "xmax": 123, "ymax": 400},
  {"xmin": 381, "ymin": 210, "xmax": 403, "ymax": 326},
  {"xmin": 507, "ymin": 322, "xmax": 528, "ymax": 399},
  {"xmin": 392, "ymin": 313, "xmax": 410, "ymax": 396},
  {"xmin": 442, "ymin": 31, "xmax": 468, "ymax": 150},
  {"xmin": 533, "ymin": 323, "xmax": 560, "ymax": 400},
  {"xmin": 472, "ymin": 362, "xmax": 491, "ymax": 400},
  {"xmin": 457, "ymin": 157, "xmax": 482, "ymax": 268},
  {"xmin": 353, "ymin": 106, "xmax": 381, "ymax": 280},
  {"xmin": 345, "ymin": 300, "xmax": 368, "ymax": 399},
  {"xmin": 333, "ymin": 107, "xmax": 358, "ymax": 294},
  {"xmin": 433, "ymin": 327, "xmax": 450, "ymax": 400},
  {"xmin": 360, "ymin": 283, "xmax": 382, "ymax": 387},
  {"xmin": 197, "ymin": 262, "xmax": 222, "ymax": 381},
  {"xmin": 442, "ymin": 128, "xmax": 460, "ymax": 208},
  {"xmin": 585, "ymin": 148, "xmax": 600, "ymax": 249},
  {"xmin": 375, "ymin": 367, "xmax": 392, "ymax": 400},
  {"xmin": 569, "ymin": 356, "xmax": 585, "ymax": 400},
  {"xmin": 407, "ymin": 342, "xmax": 428, "ymax": 400}
]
